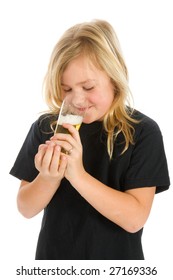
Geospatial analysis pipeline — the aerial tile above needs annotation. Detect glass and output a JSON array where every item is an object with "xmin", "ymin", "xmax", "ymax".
[{"xmin": 54, "ymin": 96, "xmax": 88, "ymax": 134}]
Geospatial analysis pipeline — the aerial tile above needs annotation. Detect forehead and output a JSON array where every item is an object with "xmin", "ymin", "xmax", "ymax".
[{"xmin": 61, "ymin": 56, "xmax": 105, "ymax": 84}]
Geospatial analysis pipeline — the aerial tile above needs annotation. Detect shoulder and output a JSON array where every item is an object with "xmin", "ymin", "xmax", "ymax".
[
  {"xmin": 37, "ymin": 113, "xmax": 57, "ymax": 133},
  {"xmin": 29, "ymin": 113, "xmax": 57, "ymax": 143},
  {"xmin": 132, "ymin": 110, "xmax": 161, "ymax": 140}
]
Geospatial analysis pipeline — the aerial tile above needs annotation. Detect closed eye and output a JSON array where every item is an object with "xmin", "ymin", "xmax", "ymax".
[
  {"xmin": 83, "ymin": 87, "xmax": 94, "ymax": 91},
  {"xmin": 63, "ymin": 88, "xmax": 72, "ymax": 92}
]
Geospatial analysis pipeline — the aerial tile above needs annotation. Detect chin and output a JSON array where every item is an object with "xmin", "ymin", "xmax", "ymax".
[
  {"xmin": 83, "ymin": 119, "xmax": 93, "ymax": 124},
  {"xmin": 83, "ymin": 116, "xmax": 101, "ymax": 124}
]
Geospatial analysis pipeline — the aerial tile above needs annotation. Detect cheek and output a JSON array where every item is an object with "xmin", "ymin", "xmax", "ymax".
[
  {"xmin": 87, "ymin": 90, "xmax": 105, "ymax": 105},
  {"xmin": 90, "ymin": 95, "xmax": 113, "ymax": 109},
  {"xmin": 88, "ymin": 95, "xmax": 99, "ymax": 105},
  {"xmin": 87, "ymin": 87, "xmax": 114, "ymax": 109}
]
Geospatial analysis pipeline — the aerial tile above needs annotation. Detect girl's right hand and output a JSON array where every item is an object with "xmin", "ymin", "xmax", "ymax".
[{"xmin": 34, "ymin": 142, "xmax": 67, "ymax": 184}]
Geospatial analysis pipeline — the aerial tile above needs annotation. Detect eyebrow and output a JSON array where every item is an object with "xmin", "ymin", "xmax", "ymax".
[{"xmin": 61, "ymin": 79, "xmax": 96, "ymax": 87}]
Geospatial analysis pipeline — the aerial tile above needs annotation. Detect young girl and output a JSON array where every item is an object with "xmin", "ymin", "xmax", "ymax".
[{"xmin": 10, "ymin": 19, "xmax": 170, "ymax": 260}]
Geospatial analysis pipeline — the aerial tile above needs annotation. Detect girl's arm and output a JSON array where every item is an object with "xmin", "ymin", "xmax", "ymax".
[
  {"xmin": 17, "ymin": 142, "xmax": 67, "ymax": 218},
  {"xmin": 70, "ymin": 171, "xmax": 156, "ymax": 233}
]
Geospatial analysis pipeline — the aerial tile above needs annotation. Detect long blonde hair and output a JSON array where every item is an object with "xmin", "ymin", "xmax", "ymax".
[{"xmin": 43, "ymin": 19, "xmax": 138, "ymax": 158}]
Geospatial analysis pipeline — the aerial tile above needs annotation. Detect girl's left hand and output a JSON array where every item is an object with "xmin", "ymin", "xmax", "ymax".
[{"xmin": 49, "ymin": 123, "xmax": 85, "ymax": 183}]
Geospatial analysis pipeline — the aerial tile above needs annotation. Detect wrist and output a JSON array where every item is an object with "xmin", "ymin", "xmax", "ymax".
[
  {"xmin": 68, "ymin": 169, "xmax": 88, "ymax": 189},
  {"xmin": 37, "ymin": 173, "xmax": 61, "ymax": 189}
]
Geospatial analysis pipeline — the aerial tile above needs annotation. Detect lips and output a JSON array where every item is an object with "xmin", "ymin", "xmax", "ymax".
[{"xmin": 77, "ymin": 107, "xmax": 87, "ymax": 112}]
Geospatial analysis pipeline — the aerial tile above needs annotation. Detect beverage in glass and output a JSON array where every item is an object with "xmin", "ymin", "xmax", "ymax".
[{"xmin": 54, "ymin": 97, "xmax": 87, "ymax": 134}]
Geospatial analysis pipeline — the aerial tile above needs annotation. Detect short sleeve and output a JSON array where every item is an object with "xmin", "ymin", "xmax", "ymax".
[
  {"xmin": 123, "ymin": 117, "xmax": 170, "ymax": 193},
  {"xmin": 9, "ymin": 115, "xmax": 54, "ymax": 182}
]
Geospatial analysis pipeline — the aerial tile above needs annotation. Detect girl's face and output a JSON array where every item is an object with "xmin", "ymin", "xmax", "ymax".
[{"xmin": 61, "ymin": 56, "xmax": 115, "ymax": 123}]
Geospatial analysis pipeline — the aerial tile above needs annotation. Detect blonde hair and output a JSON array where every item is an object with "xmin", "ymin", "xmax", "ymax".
[{"xmin": 43, "ymin": 19, "xmax": 138, "ymax": 158}]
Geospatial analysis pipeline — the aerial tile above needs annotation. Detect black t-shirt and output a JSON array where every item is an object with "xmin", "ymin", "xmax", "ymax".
[{"xmin": 10, "ymin": 110, "xmax": 170, "ymax": 260}]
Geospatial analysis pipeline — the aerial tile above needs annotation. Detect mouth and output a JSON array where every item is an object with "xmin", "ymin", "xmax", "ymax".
[
  {"xmin": 76, "ymin": 105, "xmax": 93, "ymax": 113},
  {"xmin": 77, "ymin": 107, "xmax": 88, "ymax": 112}
]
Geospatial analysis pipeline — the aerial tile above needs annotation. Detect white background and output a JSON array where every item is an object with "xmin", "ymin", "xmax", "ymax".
[{"xmin": 0, "ymin": 0, "xmax": 172, "ymax": 278}]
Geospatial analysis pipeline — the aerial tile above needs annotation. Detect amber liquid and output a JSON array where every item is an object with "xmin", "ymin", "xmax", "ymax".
[
  {"xmin": 54, "ymin": 123, "xmax": 81, "ymax": 154},
  {"xmin": 54, "ymin": 123, "xmax": 81, "ymax": 134}
]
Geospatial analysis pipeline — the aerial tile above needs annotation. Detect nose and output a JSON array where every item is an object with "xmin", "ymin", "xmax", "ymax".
[{"xmin": 71, "ymin": 91, "xmax": 87, "ymax": 108}]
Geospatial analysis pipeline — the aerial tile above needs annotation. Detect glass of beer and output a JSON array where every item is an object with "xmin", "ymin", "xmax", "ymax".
[{"xmin": 54, "ymin": 96, "xmax": 88, "ymax": 135}]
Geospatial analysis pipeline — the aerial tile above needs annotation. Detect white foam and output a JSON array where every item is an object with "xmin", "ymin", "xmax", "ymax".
[{"xmin": 58, "ymin": 114, "xmax": 83, "ymax": 125}]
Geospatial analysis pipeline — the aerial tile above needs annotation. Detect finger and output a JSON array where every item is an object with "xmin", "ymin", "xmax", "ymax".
[
  {"xmin": 41, "ymin": 142, "xmax": 55, "ymax": 170},
  {"xmin": 51, "ymin": 123, "xmax": 81, "ymax": 143},
  {"xmin": 38, "ymin": 144, "xmax": 47, "ymax": 151},
  {"xmin": 35, "ymin": 144, "xmax": 48, "ymax": 170},
  {"xmin": 55, "ymin": 141, "xmax": 72, "ymax": 154},
  {"xmin": 46, "ymin": 139, "xmax": 72, "ymax": 155},
  {"xmin": 62, "ymin": 123, "xmax": 81, "ymax": 142},
  {"xmin": 46, "ymin": 139, "xmax": 71, "ymax": 151},
  {"xmin": 51, "ymin": 132, "xmax": 79, "ymax": 150},
  {"xmin": 49, "ymin": 145, "xmax": 61, "ymax": 173},
  {"xmin": 50, "ymin": 136, "xmax": 74, "ymax": 153},
  {"xmin": 59, "ymin": 154, "xmax": 67, "ymax": 174}
]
